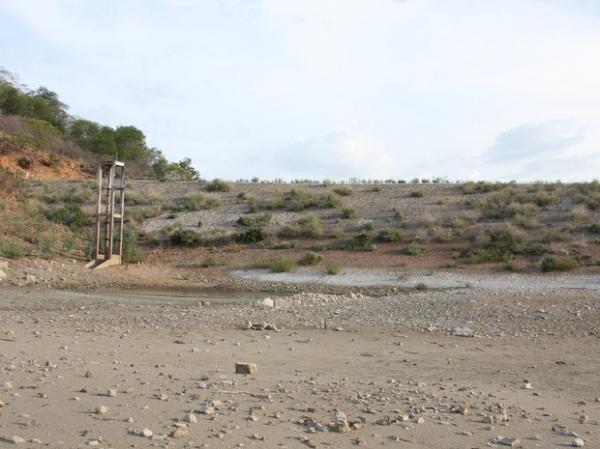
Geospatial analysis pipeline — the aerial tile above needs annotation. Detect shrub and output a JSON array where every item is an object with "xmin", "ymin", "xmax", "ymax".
[
  {"xmin": 170, "ymin": 228, "xmax": 202, "ymax": 247},
  {"xmin": 410, "ymin": 190, "xmax": 424, "ymax": 198},
  {"xmin": 341, "ymin": 207, "xmax": 356, "ymax": 219},
  {"xmin": 237, "ymin": 213, "xmax": 272, "ymax": 227},
  {"xmin": 270, "ymin": 256, "xmax": 297, "ymax": 273},
  {"xmin": 541, "ymin": 256, "xmax": 578, "ymax": 272},
  {"xmin": 200, "ymin": 255, "xmax": 219, "ymax": 268},
  {"xmin": 278, "ymin": 215, "xmax": 323, "ymax": 238},
  {"xmin": 333, "ymin": 186, "xmax": 352, "ymax": 196},
  {"xmin": 122, "ymin": 228, "xmax": 144, "ymax": 263},
  {"xmin": 205, "ymin": 178, "xmax": 231, "ymax": 192},
  {"xmin": 415, "ymin": 282, "xmax": 428, "ymax": 291},
  {"xmin": 362, "ymin": 222, "xmax": 374, "ymax": 231},
  {"xmin": 299, "ymin": 251, "xmax": 322, "ymax": 266},
  {"xmin": 17, "ymin": 156, "xmax": 32, "ymax": 169},
  {"xmin": 0, "ymin": 239, "xmax": 23, "ymax": 259},
  {"xmin": 45, "ymin": 203, "xmax": 91, "ymax": 230},
  {"xmin": 376, "ymin": 228, "xmax": 402, "ymax": 242},
  {"xmin": 461, "ymin": 181, "xmax": 504, "ymax": 195},
  {"xmin": 326, "ymin": 261, "xmax": 343, "ymax": 275},
  {"xmin": 392, "ymin": 208, "xmax": 407, "ymax": 223},
  {"xmin": 319, "ymin": 193, "xmax": 342, "ymax": 208},
  {"xmin": 588, "ymin": 223, "xmax": 600, "ymax": 234},
  {"xmin": 504, "ymin": 259, "xmax": 519, "ymax": 272},
  {"xmin": 404, "ymin": 242, "xmax": 425, "ymax": 255},
  {"xmin": 237, "ymin": 226, "xmax": 266, "ymax": 243},
  {"xmin": 345, "ymin": 233, "xmax": 376, "ymax": 251}
]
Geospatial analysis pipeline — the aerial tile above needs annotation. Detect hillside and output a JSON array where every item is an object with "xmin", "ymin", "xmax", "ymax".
[
  {"xmin": 2, "ymin": 178, "xmax": 597, "ymax": 279},
  {"xmin": 0, "ymin": 68, "xmax": 199, "ymax": 181}
]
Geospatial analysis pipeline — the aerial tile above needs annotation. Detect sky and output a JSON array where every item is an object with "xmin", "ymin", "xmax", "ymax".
[{"xmin": 1, "ymin": 0, "xmax": 600, "ymax": 181}]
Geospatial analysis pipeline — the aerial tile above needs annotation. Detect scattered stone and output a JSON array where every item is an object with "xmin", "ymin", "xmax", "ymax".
[
  {"xmin": 198, "ymin": 402, "xmax": 215, "ymax": 415},
  {"xmin": 94, "ymin": 405, "xmax": 109, "ymax": 415},
  {"xmin": 330, "ymin": 410, "xmax": 350, "ymax": 433},
  {"xmin": 453, "ymin": 327, "xmax": 474, "ymax": 337},
  {"xmin": 235, "ymin": 363, "xmax": 257, "ymax": 375},
  {"xmin": 6, "ymin": 436, "xmax": 26, "ymax": 445},
  {"xmin": 141, "ymin": 428, "xmax": 153, "ymax": 438},
  {"xmin": 107, "ymin": 389, "xmax": 117, "ymax": 397},
  {"xmin": 571, "ymin": 438, "xmax": 585, "ymax": 447},
  {"xmin": 256, "ymin": 298, "xmax": 274, "ymax": 308},
  {"xmin": 493, "ymin": 436, "xmax": 520, "ymax": 447},
  {"xmin": 169, "ymin": 427, "xmax": 188, "ymax": 439},
  {"xmin": 184, "ymin": 413, "xmax": 197, "ymax": 423}
]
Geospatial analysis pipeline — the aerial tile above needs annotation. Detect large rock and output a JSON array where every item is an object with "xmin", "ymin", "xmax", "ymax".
[{"xmin": 235, "ymin": 362, "xmax": 257, "ymax": 375}]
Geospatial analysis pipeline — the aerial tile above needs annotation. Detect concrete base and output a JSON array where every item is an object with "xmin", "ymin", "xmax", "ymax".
[{"xmin": 86, "ymin": 255, "xmax": 122, "ymax": 270}]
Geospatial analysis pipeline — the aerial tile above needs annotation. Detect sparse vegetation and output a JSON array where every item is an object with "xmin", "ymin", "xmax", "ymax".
[
  {"xmin": 341, "ymin": 207, "xmax": 356, "ymax": 219},
  {"xmin": 270, "ymin": 256, "xmax": 297, "ymax": 273},
  {"xmin": 299, "ymin": 251, "xmax": 322, "ymax": 266},
  {"xmin": 0, "ymin": 239, "xmax": 23, "ymax": 259},
  {"xmin": 205, "ymin": 178, "xmax": 231, "ymax": 192},
  {"xmin": 404, "ymin": 241, "xmax": 425, "ymax": 256},
  {"xmin": 541, "ymin": 256, "xmax": 578, "ymax": 273},
  {"xmin": 345, "ymin": 233, "xmax": 376, "ymax": 251},
  {"xmin": 333, "ymin": 186, "xmax": 352, "ymax": 196},
  {"xmin": 278, "ymin": 215, "xmax": 323, "ymax": 238},
  {"xmin": 325, "ymin": 261, "xmax": 343, "ymax": 275},
  {"xmin": 410, "ymin": 190, "xmax": 424, "ymax": 198},
  {"xmin": 376, "ymin": 228, "xmax": 402, "ymax": 242}
]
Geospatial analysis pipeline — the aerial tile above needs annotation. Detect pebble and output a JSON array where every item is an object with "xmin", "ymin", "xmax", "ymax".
[
  {"xmin": 141, "ymin": 428, "xmax": 153, "ymax": 438},
  {"xmin": 184, "ymin": 413, "xmax": 197, "ymax": 423},
  {"xmin": 94, "ymin": 405, "xmax": 109, "ymax": 415},
  {"xmin": 571, "ymin": 438, "xmax": 585, "ymax": 447}
]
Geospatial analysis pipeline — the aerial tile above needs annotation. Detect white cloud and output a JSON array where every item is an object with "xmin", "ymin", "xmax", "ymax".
[
  {"xmin": 1, "ymin": 0, "xmax": 600, "ymax": 180},
  {"xmin": 277, "ymin": 129, "xmax": 397, "ymax": 180}
]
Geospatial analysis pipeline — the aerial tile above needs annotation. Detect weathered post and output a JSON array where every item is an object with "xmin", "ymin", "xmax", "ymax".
[{"xmin": 86, "ymin": 160, "xmax": 126, "ymax": 270}]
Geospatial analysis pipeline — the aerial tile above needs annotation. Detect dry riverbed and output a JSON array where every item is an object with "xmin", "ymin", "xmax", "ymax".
[{"xmin": 0, "ymin": 283, "xmax": 599, "ymax": 448}]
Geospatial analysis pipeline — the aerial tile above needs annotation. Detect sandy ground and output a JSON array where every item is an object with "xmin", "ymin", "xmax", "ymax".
[{"xmin": 0, "ymin": 284, "xmax": 599, "ymax": 448}]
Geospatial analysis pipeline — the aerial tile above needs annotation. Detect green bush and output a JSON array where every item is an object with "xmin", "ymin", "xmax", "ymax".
[
  {"xmin": 404, "ymin": 241, "xmax": 425, "ymax": 255},
  {"xmin": 265, "ymin": 190, "xmax": 342, "ymax": 212},
  {"xmin": 270, "ymin": 256, "xmax": 297, "ymax": 273},
  {"xmin": 278, "ymin": 215, "xmax": 323, "ymax": 238},
  {"xmin": 587, "ymin": 223, "xmax": 600, "ymax": 234},
  {"xmin": 415, "ymin": 282, "xmax": 428, "ymax": 291},
  {"xmin": 164, "ymin": 193, "xmax": 220, "ymax": 212},
  {"xmin": 333, "ymin": 186, "xmax": 352, "ymax": 196},
  {"xmin": 122, "ymin": 228, "xmax": 144, "ymax": 263},
  {"xmin": 0, "ymin": 240, "xmax": 23, "ymax": 259},
  {"xmin": 461, "ymin": 181, "xmax": 504, "ymax": 195},
  {"xmin": 45, "ymin": 203, "xmax": 91, "ymax": 230},
  {"xmin": 410, "ymin": 190, "xmax": 424, "ymax": 198},
  {"xmin": 200, "ymin": 255, "xmax": 219, "ymax": 268},
  {"xmin": 205, "ymin": 178, "xmax": 231, "ymax": 192},
  {"xmin": 170, "ymin": 228, "xmax": 202, "ymax": 247},
  {"xmin": 541, "ymin": 256, "xmax": 578, "ymax": 272},
  {"xmin": 299, "ymin": 251, "xmax": 322, "ymax": 266},
  {"xmin": 345, "ymin": 233, "xmax": 376, "ymax": 251},
  {"xmin": 237, "ymin": 213, "xmax": 272, "ymax": 227},
  {"xmin": 341, "ymin": 207, "xmax": 356, "ymax": 219},
  {"xmin": 237, "ymin": 226, "xmax": 266, "ymax": 243},
  {"xmin": 376, "ymin": 228, "xmax": 402, "ymax": 242},
  {"xmin": 392, "ymin": 208, "xmax": 408, "ymax": 224},
  {"xmin": 326, "ymin": 261, "xmax": 343, "ymax": 275}
]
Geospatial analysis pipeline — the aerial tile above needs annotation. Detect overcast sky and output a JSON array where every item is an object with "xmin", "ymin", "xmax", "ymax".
[{"xmin": 1, "ymin": 0, "xmax": 600, "ymax": 181}]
